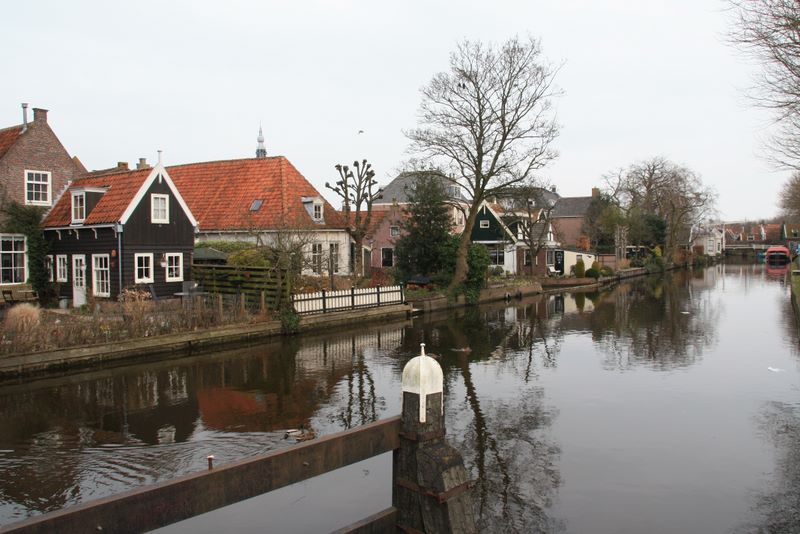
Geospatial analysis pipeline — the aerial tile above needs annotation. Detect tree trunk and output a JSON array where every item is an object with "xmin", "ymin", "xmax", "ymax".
[
  {"xmin": 448, "ymin": 203, "xmax": 480, "ymax": 291},
  {"xmin": 353, "ymin": 234, "xmax": 364, "ymax": 278}
]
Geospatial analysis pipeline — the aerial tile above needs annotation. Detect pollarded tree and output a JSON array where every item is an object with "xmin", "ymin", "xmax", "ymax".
[
  {"xmin": 407, "ymin": 36, "xmax": 561, "ymax": 290},
  {"xmin": 393, "ymin": 173, "xmax": 453, "ymax": 281},
  {"xmin": 326, "ymin": 159, "xmax": 380, "ymax": 277}
]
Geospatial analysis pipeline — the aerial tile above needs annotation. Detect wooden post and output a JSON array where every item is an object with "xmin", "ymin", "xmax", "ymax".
[
  {"xmin": 216, "ymin": 294, "xmax": 224, "ymax": 322},
  {"xmin": 260, "ymin": 290, "xmax": 266, "ymax": 314},
  {"xmin": 394, "ymin": 344, "xmax": 476, "ymax": 534}
]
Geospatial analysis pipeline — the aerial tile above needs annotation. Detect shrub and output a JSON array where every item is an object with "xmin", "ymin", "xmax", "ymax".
[
  {"xmin": 4, "ymin": 303, "xmax": 41, "ymax": 337},
  {"xmin": 279, "ymin": 308, "xmax": 301, "ymax": 334},
  {"xmin": 599, "ymin": 265, "xmax": 614, "ymax": 277},
  {"xmin": 591, "ymin": 261, "xmax": 600, "ymax": 272},
  {"xmin": 228, "ymin": 248, "xmax": 272, "ymax": 267},
  {"xmin": 574, "ymin": 259, "xmax": 586, "ymax": 278},
  {"xmin": 585, "ymin": 267, "xmax": 600, "ymax": 279},
  {"xmin": 490, "ymin": 265, "xmax": 504, "ymax": 276}
]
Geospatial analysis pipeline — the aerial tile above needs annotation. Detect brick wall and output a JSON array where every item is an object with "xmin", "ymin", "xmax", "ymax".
[
  {"xmin": 0, "ymin": 108, "xmax": 83, "ymax": 225},
  {"xmin": 551, "ymin": 217, "xmax": 589, "ymax": 251}
]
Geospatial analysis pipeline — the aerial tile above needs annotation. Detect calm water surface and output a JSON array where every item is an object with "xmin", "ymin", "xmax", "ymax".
[{"xmin": 1, "ymin": 264, "xmax": 799, "ymax": 533}]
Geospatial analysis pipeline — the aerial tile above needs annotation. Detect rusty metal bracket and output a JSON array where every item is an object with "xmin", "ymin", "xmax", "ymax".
[{"xmin": 395, "ymin": 477, "xmax": 474, "ymax": 504}]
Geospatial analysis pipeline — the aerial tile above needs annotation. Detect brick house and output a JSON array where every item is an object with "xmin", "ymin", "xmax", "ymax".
[
  {"xmin": 549, "ymin": 190, "xmax": 597, "ymax": 252},
  {"xmin": 0, "ymin": 104, "xmax": 86, "ymax": 284}
]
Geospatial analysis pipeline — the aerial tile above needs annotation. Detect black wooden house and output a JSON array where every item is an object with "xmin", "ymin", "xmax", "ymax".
[{"xmin": 42, "ymin": 163, "xmax": 197, "ymax": 306}]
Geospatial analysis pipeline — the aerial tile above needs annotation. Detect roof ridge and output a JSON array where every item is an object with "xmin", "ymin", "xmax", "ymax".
[
  {"xmin": 166, "ymin": 155, "xmax": 286, "ymax": 169},
  {"xmin": 0, "ymin": 123, "xmax": 23, "ymax": 134}
]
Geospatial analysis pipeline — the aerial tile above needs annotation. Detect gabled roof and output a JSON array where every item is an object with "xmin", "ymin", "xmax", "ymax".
[
  {"xmin": 551, "ymin": 196, "xmax": 593, "ymax": 218},
  {"xmin": 168, "ymin": 157, "xmax": 346, "ymax": 232},
  {"xmin": 375, "ymin": 171, "xmax": 468, "ymax": 205},
  {"xmin": 43, "ymin": 165, "xmax": 197, "ymax": 228},
  {"xmin": 473, "ymin": 200, "xmax": 516, "ymax": 242},
  {"xmin": 0, "ymin": 124, "xmax": 24, "ymax": 160}
]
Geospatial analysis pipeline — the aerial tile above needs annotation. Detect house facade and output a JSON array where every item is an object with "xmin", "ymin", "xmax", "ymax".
[
  {"xmin": 690, "ymin": 225, "xmax": 724, "ymax": 257},
  {"xmin": 0, "ymin": 104, "xmax": 85, "ymax": 285},
  {"xmin": 42, "ymin": 164, "xmax": 197, "ymax": 306},
  {"xmin": 167, "ymin": 156, "xmax": 354, "ymax": 276},
  {"xmin": 549, "ymin": 190, "xmax": 598, "ymax": 252},
  {"xmin": 470, "ymin": 201, "xmax": 518, "ymax": 274}
]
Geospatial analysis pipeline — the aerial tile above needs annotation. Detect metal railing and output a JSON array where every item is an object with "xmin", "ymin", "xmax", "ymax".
[{"xmin": 291, "ymin": 285, "xmax": 404, "ymax": 315}]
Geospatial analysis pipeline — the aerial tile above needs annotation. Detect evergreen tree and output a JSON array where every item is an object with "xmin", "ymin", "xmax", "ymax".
[{"xmin": 394, "ymin": 174, "xmax": 453, "ymax": 281}]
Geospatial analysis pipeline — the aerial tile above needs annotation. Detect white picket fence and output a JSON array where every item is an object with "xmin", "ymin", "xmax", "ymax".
[{"xmin": 291, "ymin": 285, "xmax": 404, "ymax": 315}]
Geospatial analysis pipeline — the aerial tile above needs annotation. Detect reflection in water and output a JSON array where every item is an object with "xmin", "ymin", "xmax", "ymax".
[{"xmin": 2, "ymin": 265, "xmax": 800, "ymax": 533}]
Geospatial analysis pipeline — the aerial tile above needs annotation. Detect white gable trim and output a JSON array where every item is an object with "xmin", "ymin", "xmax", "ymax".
[
  {"xmin": 119, "ymin": 163, "xmax": 198, "ymax": 228},
  {"xmin": 479, "ymin": 200, "xmax": 517, "ymax": 243}
]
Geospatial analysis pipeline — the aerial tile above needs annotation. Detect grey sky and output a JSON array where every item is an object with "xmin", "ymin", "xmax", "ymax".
[{"xmin": 1, "ymin": 0, "xmax": 784, "ymax": 221}]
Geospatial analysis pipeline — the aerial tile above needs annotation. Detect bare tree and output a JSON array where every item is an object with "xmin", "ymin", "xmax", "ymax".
[
  {"xmin": 605, "ymin": 158, "xmax": 715, "ymax": 261},
  {"xmin": 779, "ymin": 170, "xmax": 800, "ymax": 219},
  {"xmin": 326, "ymin": 159, "xmax": 379, "ymax": 278},
  {"xmin": 407, "ymin": 37, "xmax": 561, "ymax": 290},
  {"xmin": 497, "ymin": 183, "xmax": 557, "ymax": 279},
  {"xmin": 728, "ymin": 0, "xmax": 800, "ymax": 168}
]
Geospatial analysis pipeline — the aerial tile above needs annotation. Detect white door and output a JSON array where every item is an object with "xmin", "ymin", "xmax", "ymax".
[{"xmin": 72, "ymin": 255, "xmax": 86, "ymax": 307}]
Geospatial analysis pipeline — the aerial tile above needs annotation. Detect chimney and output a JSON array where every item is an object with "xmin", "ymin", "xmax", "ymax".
[
  {"xmin": 117, "ymin": 161, "xmax": 129, "ymax": 171},
  {"xmin": 32, "ymin": 108, "xmax": 48, "ymax": 124},
  {"xmin": 550, "ymin": 186, "xmax": 556, "ymax": 193},
  {"xmin": 591, "ymin": 187, "xmax": 600, "ymax": 198},
  {"xmin": 136, "ymin": 158, "xmax": 150, "ymax": 170},
  {"xmin": 21, "ymin": 103, "xmax": 28, "ymax": 133}
]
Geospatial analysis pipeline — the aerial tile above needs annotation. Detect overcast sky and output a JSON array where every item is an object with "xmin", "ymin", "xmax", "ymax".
[{"xmin": 1, "ymin": 0, "xmax": 786, "ymax": 221}]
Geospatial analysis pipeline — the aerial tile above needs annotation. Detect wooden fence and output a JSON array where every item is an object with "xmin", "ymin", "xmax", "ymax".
[
  {"xmin": 191, "ymin": 264, "xmax": 283, "ymax": 308},
  {"xmin": 291, "ymin": 285, "xmax": 404, "ymax": 315}
]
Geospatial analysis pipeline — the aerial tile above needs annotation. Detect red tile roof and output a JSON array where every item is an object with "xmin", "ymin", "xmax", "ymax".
[
  {"xmin": 0, "ymin": 124, "xmax": 24, "ymax": 160},
  {"xmin": 167, "ymin": 157, "xmax": 345, "ymax": 231},
  {"xmin": 43, "ymin": 168, "xmax": 153, "ymax": 227}
]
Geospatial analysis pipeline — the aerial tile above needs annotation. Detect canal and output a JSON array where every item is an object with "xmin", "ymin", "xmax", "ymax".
[{"xmin": 1, "ymin": 263, "xmax": 799, "ymax": 533}]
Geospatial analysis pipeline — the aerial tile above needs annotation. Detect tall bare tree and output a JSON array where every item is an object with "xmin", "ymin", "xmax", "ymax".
[
  {"xmin": 497, "ymin": 184, "xmax": 558, "ymax": 279},
  {"xmin": 728, "ymin": 0, "xmax": 800, "ymax": 168},
  {"xmin": 779, "ymin": 170, "xmax": 800, "ymax": 219},
  {"xmin": 407, "ymin": 37, "xmax": 560, "ymax": 290},
  {"xmin": 326, "ymin": 159, "xmax": 379, "ymax": 278}
]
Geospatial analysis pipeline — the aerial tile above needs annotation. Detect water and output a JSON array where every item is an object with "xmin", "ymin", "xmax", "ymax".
[{"xmin": 1, "ymin": 263, "xmax": 799, "ymax": 533}]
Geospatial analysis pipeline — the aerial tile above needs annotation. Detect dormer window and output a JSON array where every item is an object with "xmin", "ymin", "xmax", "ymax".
[
  {"xmin": 151, "ymin": 194, "xmax": 169, "ymax": 224},
  {"xmin": 313, "ymin": 203, "xmax": 323, "ymax": 221},
  {"xmin": 72, "ymin": 192, "xmax": 86, "ymax": 223}
]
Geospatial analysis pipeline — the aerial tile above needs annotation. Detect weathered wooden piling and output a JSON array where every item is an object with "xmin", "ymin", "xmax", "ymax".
[{"xmin": 394, "ymin": 344, "xmax": 476, "ymax": 534}]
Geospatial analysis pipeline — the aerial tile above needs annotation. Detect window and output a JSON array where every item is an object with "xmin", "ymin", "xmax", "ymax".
[
  {"xmin": 135, "ymin": 253, "xmax": 154, "ymax": 283},
  {"xmin": 311, "ymin": 243, "xmax": 323, "ymax": 274},
  {"xmin": 56, "ymin": 255, "xmax": 68, "ymax": 282},
  {"xmin": 717, "ymin": 241, "xmax": 721, "ymax": 252},
  {"xmin": 165, "ymin": 253, "xmax": 183, "ymax": 282},
  {"xmin": 72, "ymin": 192, "xmax": 86, "ymax": 223},
  {"xmin": 524, "ymin": 251, "xmax": 532, "ymax": 266},
  {"xmin": 46, "ymin": 255, "xmax": 54, "ymax": 282},
  {"xmin": 313, "ymin": 203, "xmax": 323, "ymax": 221},
  {"xmin": 546, "ymin": 250, "xmax": 555, "ymax": 265},
  {"xmin": 329, "ymin": 243, "xmax": 339, "ymax": 274},
  {"xmin": 747, "ymin": 235, "xmax": 754, "ymax": 241},
  {"xmin": 151, "ymin": 194, "xmax": 169, "ymax": 224},
  {"xmin": 488, "ymin": 245, "xmax": 504, "ymax": 266},
  {"xmin": 92, "ymin": 254, "xmax": 110, "ymax": 297},
  {"xmin": 0, "ymin": 235, "xmax": 26, "ymax": 284},
  {"xmin": 390, "ymin": 226, "xmax": 400, "ymax": 237},
  {"xmin": 250, "ymin": 199, "xmax": 263, "ymax": 211},
  {"xmin": 479, "ymin": 220, "xmax": 490, "ymax": 229},
  {"xmin": 382, "ymin": 248, "xmax": 394, "ymax": 267},
  {"xmin": 25, "ymin": 170, "xmax": 51, "ymax": 206}
]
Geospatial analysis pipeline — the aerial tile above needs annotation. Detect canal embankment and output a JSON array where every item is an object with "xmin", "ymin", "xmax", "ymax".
[{"xmin": 1, "ymin": 267, "xmax": 653, "ymax": 383}]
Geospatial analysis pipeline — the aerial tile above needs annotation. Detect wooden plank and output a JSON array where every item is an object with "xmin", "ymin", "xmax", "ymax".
[{"xmin": 1, "ymin": 416, "xmax": 402, "ymax": 534}]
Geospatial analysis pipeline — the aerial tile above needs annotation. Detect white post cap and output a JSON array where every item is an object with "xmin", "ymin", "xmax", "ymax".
[{"xmin": 401, "ymin": 343, "xmax": 444, "ymax": 423}]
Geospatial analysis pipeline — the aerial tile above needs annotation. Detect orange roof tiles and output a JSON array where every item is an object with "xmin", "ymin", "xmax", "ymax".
[
  {"xmin": 0, "ymin": 124, "xmax": 23, "ymax": 160},
  {"xmin": 168, "ymin": 157, "xmax": 346, "ymax": 232},
  {"xmin": 44, "ymin": 168, "xmax": 153, "ymax": 227}
]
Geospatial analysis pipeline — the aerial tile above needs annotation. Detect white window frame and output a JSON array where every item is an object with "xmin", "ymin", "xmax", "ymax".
[
  {"xmin": 56, "ymin": 254, "xmax": 68, "ymax": 282},
  {"xmin": 390, "ymin": 226, "xmax": 400, "ymax": 237},
  {"xmin": 0, "ymin": 234, "xmax": 27, "ymax": 285},
  {"xmin": 313, "ymin": 202, "xmax": 323, "ymax": 221},
  {"xmin": 24, "ymin": 170, "xmax": 52, "ymax": 206},
  {"xmin": 71, "ymin": 192, "xmax": 86, "ymax": 223},
  {"xmin": 151, "ymin": 194, "xmax": 169, "ymax": 224},
  {"xmin": 311, "ymin": 243, "xmax": 323, "ymax": 274},
  {"xmin": 92, "ymin": 254, "xmax": 111, "ymax": 297},
  {"xmin": 479, "ymin": 220, "xmax": 490, "ymax": 228},
  {"xmin": 135, "ymin": 253, "xmax": 154, "ymax": 284},
  {"xmin": 165, "ymin": 253, "xmax": 184, "ymax": 282}
]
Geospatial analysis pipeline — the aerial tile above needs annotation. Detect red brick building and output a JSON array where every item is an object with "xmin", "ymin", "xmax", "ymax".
[{"xmin": 0, "ymin": 104, "xmax": 85, "ymax": 284}]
